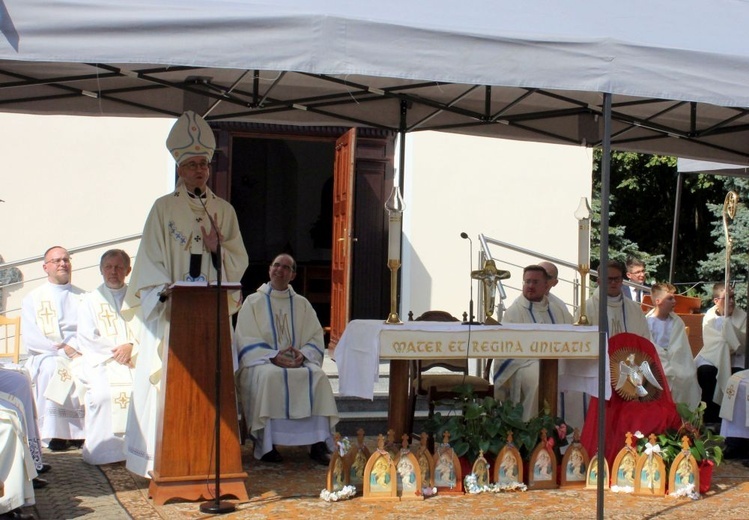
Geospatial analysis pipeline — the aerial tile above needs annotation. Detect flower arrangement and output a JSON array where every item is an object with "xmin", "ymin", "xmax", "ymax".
[
  {"xmin": 634, "ymin": 402, "xmax": 725, "ymax": 469},
  {"xmin": 319, "ymin": 485, "xmax": 356, "ymax": 502},
  {"xmin": 463, "ymin": 473, "xmax": 527, "ymax": 494}
]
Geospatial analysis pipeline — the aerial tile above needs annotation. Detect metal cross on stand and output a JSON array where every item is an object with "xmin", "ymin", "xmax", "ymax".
[{"xmin": 470, "ymin": 259, "xmax": 510, "ymax": 324}]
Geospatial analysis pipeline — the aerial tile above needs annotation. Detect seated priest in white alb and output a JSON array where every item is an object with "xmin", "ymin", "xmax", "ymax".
[
  {"xmin": 0, "ymin": 390, "xmax": 38, "ymax": 520},
  {"xmin": 583, "ymin": 260, "xmax": 651, "ymax": 340},
  {"xmin": 76, "ymin": 249, "xmax": 140, "ymax": 465},
  {"xmin": 645, "ymin": 282, "xmax": 701, "ymax": 409},
  {"xmin": 0, "ymin": 368, "xmax": 50, "ymax": 484},
  {"xmin": 696, "ymin": 283, "xmax": 747, "ymax": 425},
  {"xmin": 234, "ymin": 253, "xmax": 338, "ymax": 465},
  {"xmin": 494, "ymin": 264, "xmax": 573, "ymax": 421},
  {"xmin": 21, "ymin": 246, "xmax": 86, "ymax": 451}
]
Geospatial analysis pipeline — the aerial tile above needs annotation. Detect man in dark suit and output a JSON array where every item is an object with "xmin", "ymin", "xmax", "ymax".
[{"xmin": 622, "ymin": 256, "xmax": 650, "ymax": 303}]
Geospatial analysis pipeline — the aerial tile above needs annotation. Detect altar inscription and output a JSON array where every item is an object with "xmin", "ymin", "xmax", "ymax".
[{"xmin": 379, "ymin": 325, "xmax": 597, "ymax": 360}]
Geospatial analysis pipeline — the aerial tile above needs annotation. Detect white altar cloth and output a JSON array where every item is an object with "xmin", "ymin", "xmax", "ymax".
[
  {"xmin": 333, "ymin": 319, "xmax": 608, "ymax": 401},
  {"xmin": 720, "ymin": 370, "xmax": 749, "ymax": 439}
]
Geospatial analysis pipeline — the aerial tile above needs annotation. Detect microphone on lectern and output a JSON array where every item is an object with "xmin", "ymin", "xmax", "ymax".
[{"xmin": 460, "ymin": 232, "xmax": 476, "ymax": 324}]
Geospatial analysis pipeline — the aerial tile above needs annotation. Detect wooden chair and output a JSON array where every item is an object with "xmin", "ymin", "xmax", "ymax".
[
  {"xmin": 407, "ymin": 310, "xmax": 493, "ymax": 435},
  {"xmin": 0, "ymin": 315, "xmax": 21, "ymax": 364}
]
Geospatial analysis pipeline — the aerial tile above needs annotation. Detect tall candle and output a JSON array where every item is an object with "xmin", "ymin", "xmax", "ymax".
[
  {"xmin": 388, "ymin": 213, "xmax": 402, "ymax": 260},
  {"xmin": 578, "ymin": 218, "xmax": 590, "ymax": 267}
]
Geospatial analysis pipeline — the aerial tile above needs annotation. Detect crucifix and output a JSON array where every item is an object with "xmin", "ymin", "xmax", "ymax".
[{"xmin": 470, "ymin": 259, "xmax": 510, "ymax": 324}]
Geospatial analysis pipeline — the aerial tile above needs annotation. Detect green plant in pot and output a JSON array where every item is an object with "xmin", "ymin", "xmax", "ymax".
[
  {"xmin": 636, "ymin": 401, "xmax": 724, "ymax": 468},
  {"xmin": 634, "ymin": 401, "xmax": 724, "ymax": 493},
  {"xmin": 424, "ymin": 384, "xmax": 546, "ymax": 463}
]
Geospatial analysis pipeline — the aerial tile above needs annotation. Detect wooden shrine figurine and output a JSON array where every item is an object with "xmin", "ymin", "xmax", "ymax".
[
  {"xmin": 528, "ymin": 428, "xmax": 558, "ymax": 490},
  {"xmin": 494, "ymin": 431, "xmax": 523, "ymax": 486},
  {"xmin": 396, "ymin": 434, "xmax": 423, "ymax": 500},
  {"xmin": 327, "ymin": 432, "xmax": 351, "ymax": 492},
  {"xmin": 561, "ymin": 428, "xmax": 590, "ymax": 489},
  {"xmin": 385, "ymin": 428, "xmax": 398, "ymax": 460},
  {"xmin": 472, "ymin": 450, "xmax": 491, "ymax": 487},
  {"xmin": 611, "ymin": 432, "xmax": 638, "ymax": 491},
  {"xmin": 362, "ymin": 434, "xmax": 398, "ymax": 502},
  {"xmin": 585, "ymin": 453, "xmax": 610, "ymax": 490},
  {"xmin": 668, "ymin": 436, "xmax": 699, "ymax": 496},
  {"xmin": 416, "ymin": 432, "xmax": 435, "ymax": 490},
  {"xmin": 347, "ymin": 428, "xmax": 371, "ymax": 489},
  {"xmin": 634, "ymin": 433, "xmax": 666, "ymax": 496},
  {"xmin": 433, "ymin": 431, "xmax": 463, "ymax": 494}
]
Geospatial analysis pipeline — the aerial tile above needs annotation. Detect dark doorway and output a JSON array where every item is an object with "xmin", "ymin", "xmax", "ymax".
[{"xmin": 230, "ymin": 136, "xmax": 335, "ymax": 331}]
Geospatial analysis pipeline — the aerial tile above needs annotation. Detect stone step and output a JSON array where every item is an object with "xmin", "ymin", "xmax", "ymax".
[{"xmin": 335, "ymin": 409, "xmax": 431, "ymax": 437}]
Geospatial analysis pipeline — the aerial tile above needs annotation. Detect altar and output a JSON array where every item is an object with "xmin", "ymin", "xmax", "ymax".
[{"xmin": 333, "ymin": 319, "xmax": 605, "ymax": 438}]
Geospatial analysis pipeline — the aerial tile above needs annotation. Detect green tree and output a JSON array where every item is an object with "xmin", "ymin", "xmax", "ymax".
[{"xmin": 592, "ymin": 150, "xmax": 725, "ymax": 290}]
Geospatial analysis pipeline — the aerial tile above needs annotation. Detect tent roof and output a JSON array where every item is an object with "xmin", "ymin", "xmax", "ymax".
[{"xmin": 3, "ymin": 0, "xmax": 749, "ymax": 163}]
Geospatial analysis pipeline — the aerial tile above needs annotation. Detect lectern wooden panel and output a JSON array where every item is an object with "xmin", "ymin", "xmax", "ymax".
[{"xmin": 149, "ymin": 285, "xmax": 249, "ymax": 505}]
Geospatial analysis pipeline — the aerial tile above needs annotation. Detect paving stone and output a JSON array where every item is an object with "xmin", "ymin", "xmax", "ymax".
[{"xmin": 29, "ymin": 447, "xmax": 130, "ymax": 519}]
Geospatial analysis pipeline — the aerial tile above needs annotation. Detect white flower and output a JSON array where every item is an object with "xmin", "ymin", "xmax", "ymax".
[
  {"xmin": 634, "ymin": 431, "xmax": 644, "ymax": 439},
  {"xmin": 670, "ymin": 483, "xmax": 700, "ymax": 500},
  {"xmin": 319, "ymin": 485, "xmax": 357, "ymax": 502},
  {"xmin": 462, "ymin": 473, "xmax": 526, "ymax": 494},
  {"xmin": 644, "ymin": 442, "xmax": 661, "ymax": 456}
]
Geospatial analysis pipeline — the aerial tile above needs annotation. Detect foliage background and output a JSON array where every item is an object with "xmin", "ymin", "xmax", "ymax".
[{"xmin": 591, "ymin": 151, "xmax": 746, "ymax": 308}]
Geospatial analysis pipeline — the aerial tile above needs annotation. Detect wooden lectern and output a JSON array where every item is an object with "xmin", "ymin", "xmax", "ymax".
[{"xmin": 149, "ymin": 284, "xmax": 249, "ymax": 505}]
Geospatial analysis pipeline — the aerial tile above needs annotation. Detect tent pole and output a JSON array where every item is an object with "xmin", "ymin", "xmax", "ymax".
[
  {"xmin": 668, "ymin": 172, "xmax": 684, "ymax": 283},
  {"xmin": 596, "ymin": 92, "xmax": 612, "ymax": 520}
]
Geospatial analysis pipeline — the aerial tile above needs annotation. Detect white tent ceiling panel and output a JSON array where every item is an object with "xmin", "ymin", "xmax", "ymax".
[{"xmin": 2, "ymin": 0, "xmax": 749, "ymax": 163}]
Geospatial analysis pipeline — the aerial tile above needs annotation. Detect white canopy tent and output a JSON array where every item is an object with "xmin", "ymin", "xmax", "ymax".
[
  {"xmin": 3, "ymin": 1, "xmax": 749, "ymax": 515},
  {"xmin": 1, "ymin": 0, "xmax": 749, "ymax": 164}
]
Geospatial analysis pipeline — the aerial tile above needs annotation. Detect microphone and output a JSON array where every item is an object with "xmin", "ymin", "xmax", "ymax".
[{"xmin": 460, "ymin": 232, "xmax": 476, "ymax": 324}]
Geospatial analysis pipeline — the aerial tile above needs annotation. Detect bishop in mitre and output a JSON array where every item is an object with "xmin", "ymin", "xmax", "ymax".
[{"xmin": 122, "ymin": 111, "xmax": 248, "ymax": 478}]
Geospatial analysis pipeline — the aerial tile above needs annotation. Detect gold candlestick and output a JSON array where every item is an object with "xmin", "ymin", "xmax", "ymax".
[{"xmin": 386, "ymin": 259, "xmax": 402, "ymax": 324}]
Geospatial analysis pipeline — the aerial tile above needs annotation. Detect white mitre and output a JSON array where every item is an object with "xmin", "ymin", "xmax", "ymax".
[{"xmin": 166, "ymin": 110, "xmax": 216, "ymax": 164}]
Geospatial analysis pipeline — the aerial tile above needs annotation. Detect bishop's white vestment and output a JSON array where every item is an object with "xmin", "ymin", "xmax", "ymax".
[
  {"xmin": 21, "ymin": 281, "xmax": 86, "ymax": 442},
  {"xmin": 696, "ymin": 306, "xmax": 747, "ymax": 403},
  {"xmin": 585, "ymin": 288, "xmax": 651, "ymax": 341},
  {"xmin": 494, "ymin": 294, "xmax": 573, "ymax": 421},
  {"xmin": 77, "ymin": 283, "xmax": 140, "ymax": 465},
  {"xmin": 646, "ymin": 310, "xmax": 701, "ymax": 409},
  {"xmin": 122, "ymin": 182, "xmax": 248, "ymax": 477},
  {"xmin": 234, "ymin": 283, "xmax": 338, "ymax": 459},
  {"xmin": 0, "ymin": 393, "xmax": 37, "ymax": 514}
]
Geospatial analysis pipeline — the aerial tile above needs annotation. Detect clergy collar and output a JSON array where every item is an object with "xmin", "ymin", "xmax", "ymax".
[
  {"xmin": 46, "ymin": 281, "xmax": 72, "ymax": 291},
  {"xmin": 187, "ymin": 189, "xmax": 207, "ymax": 199}
]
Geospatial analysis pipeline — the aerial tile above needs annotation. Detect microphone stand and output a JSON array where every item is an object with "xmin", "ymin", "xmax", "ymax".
[
  {"xmin": 195, "ymin": 188, "xmax": 234, "ymax": 515},
  {"xmin": 460, "ymin": 232, "xmax": 481, "ymax": 325}
]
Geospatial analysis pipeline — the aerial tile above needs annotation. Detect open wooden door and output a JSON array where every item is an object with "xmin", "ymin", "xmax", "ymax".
[{"xmin": 329, "ymin": 129, "xmax": 356, "ymax": 350}]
